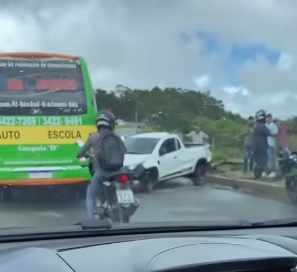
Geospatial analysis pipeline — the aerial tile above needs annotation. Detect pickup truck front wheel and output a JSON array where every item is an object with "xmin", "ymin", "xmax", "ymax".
[
  {"xmin": 141, "ymin": 170, "xmax": 157, "ymax": 193},
  {"xmin": 192, "ymin": 164, "xmax": 206, "ymax": 186}
]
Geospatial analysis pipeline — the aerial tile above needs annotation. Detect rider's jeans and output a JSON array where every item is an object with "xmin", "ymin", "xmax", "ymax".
[
  {"xmin": 243, "ymin": 145, "xmax": 253, "ymax": 173},
  {"xmin": 86, "ymin": 169, "xmax": 105, "ymax": 220},
  {"xmin": 253, "ymin": 147, "xmax": 268, "ymax": 179},
  {"xmin": 265, "ymin": 145, "xmax": 277, "ymax": 173}
]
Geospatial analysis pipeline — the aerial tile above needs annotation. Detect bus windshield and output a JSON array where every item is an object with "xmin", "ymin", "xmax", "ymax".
[{"xmin": 0, "ymin": 58, "xmax": 87, "ymax": 116}]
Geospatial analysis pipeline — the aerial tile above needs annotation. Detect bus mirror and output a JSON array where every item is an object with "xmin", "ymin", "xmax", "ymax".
[{"xmin": 76, "ymin": 140, "xmax": 84, "ymax": 147}]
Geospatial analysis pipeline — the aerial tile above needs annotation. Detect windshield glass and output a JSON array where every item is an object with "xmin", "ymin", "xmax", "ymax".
[
  {"xmin": 0, "ymin": 58, "xmax": 87, "ymax": 116},
  {"xmin": 124, "ymin": 137, "xmax": 159, "ymax": 154},
  {"xmin": 1, "ymin": 0, "xmax": 297, "ymax": 230}
]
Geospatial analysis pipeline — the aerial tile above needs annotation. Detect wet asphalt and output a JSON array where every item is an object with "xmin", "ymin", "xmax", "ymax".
[
  {"xmin": 0, "ymin": 126, "xmax": 295, "ymax": 228},
  {"xmin": 0, "ymin": 177, "xmax": 296, "ymax": 228}
]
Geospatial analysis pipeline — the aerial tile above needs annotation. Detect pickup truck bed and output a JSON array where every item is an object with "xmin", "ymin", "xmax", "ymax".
[{"xmin": 183, "ymin": 142, "xmax": 208, "ymax": 147}]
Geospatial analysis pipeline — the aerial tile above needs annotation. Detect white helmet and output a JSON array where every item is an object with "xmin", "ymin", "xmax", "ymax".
[
  {"xmin": 96, "ymin": 110, "xmax": 115, "ymax": 130},
  {"xmin": 255, "ymin": 109, "xmax": 266, "ymax": 121}
]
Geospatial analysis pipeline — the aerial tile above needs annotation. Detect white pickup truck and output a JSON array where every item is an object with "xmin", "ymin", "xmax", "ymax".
[{"xmin": 123, "ymin": 132, "xmax": 212, "ymax": 193}]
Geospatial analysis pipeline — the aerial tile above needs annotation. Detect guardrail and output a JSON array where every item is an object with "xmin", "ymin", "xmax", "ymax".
[{"xmin": 211, "ymin": 156, "xmax": 285, "ymax": 172}]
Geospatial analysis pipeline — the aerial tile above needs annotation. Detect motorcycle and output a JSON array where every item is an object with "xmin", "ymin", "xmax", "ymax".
[
  {"xmin": 95, "ymin": 168, "xmax": 140, "ymax": 223},
  {"xmin": 279, "ymin": 151, "xmax": 297, "ymax": 205},
  {"xmin": 76, "ymin": 140, "xmax": 141, "ymax": 223}
]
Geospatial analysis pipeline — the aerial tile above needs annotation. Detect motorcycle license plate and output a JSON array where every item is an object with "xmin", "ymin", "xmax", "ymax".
[{"xmin": 116, "ymin": 189, "xmax": 134, "ymax": 204}]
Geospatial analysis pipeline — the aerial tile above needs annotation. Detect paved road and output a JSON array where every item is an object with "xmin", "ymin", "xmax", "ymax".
[{"xmin": 0, "ymin": 178, "xmax": 297, "ymax": 228}]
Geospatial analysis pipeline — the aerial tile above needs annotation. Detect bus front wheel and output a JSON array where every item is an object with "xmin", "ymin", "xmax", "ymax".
[
  {"xmin": 77, "ymin": 186, "xmax": 86, "ymax": 200},
  {"xmin": 1, "ymin": 187, "xmax": 13, "ymax": 202},
  {"xmin": 73, "ymin": 183, "xmax": 87, "ymax": 200}
]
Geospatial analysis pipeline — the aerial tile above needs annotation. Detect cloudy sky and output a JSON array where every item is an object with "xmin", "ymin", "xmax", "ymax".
[{"xmin": 0, "ymin": 0, "xmax": 296, "ymax": 118}]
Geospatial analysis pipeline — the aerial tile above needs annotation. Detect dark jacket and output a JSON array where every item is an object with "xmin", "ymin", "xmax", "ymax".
[
  {"xmin": 77, "ymin": 128, "xmax": 125, "ymax": 172},
  {"xmin": 252, "ymin": 122, "xmax": 271, "ymax": 150},
  {"xmin": 77, "ymin": 130, "xmax": 102, "ymax": 171}
]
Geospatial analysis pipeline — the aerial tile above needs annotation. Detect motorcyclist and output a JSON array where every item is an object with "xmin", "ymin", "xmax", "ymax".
[
  {"xmin": 252, "ymin": 109, "xmax": 272, "ymax": 179},
  {"xmin": 77, "ymin": 110, "xmax": 117, "ymax": 220}
]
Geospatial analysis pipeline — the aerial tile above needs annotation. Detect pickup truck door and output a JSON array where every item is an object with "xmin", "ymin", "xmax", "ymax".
[
  {"xmin": 158, "ymin": 138, "xmax": 180, "ymax": 179},
  {"xmin": 171, "ymin": 138, "xmax": 193, "ymax": 174}
]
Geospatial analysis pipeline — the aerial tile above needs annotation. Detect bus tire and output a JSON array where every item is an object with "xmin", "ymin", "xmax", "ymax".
[
  {"xmin": 75, "ymin": 183, "xmax": 87, "ymax": 200},
  {"xmin": 2, "ymin": 188, "xmax": 13, "ymax": 202},
  {"xmin": 77, "ymin": 188, "xmax": 86, "ymax": 200}
]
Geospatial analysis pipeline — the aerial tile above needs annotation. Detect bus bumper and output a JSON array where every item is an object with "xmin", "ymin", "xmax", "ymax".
[
  {"xmin": 0, "ymin": 165, "xmax": 91, "ymax": 187},
  {"xmin": 0, "ymin": 165, "xmax": 91, "ymax": 200}
]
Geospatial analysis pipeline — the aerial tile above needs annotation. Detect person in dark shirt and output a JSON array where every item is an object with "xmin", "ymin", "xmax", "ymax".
[
  {"xmin": 241, "ymin": 116, "xmax": 255, "ymax": 173},
  {"xmin": 252, "ymin": 110, "xmax": 272, "ymax": 179}
]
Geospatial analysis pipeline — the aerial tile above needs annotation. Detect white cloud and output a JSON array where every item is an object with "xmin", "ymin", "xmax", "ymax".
[
  {"xmin": 193, "ymin": 75, "xmax": 211, "ymax": 89},
  {"xmin": 0, "ymin": 0, "xmax": 297, "ymax": 118},
  {"xmin": 277, "ymin": 53, "xmax": 293, "ymax": 70},
  {"xmin": 222, "ymin": 86, "xmax": 250, "ymax": 96}
]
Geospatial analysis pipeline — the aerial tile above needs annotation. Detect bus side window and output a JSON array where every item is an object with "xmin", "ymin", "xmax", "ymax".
[{"xmin": 92, "ymin": 89, "xmax": 98, "ymax": 111}]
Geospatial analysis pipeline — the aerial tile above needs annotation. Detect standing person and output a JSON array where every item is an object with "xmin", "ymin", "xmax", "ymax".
[
  {"xmin": 277, "ymin": 121, "xmax": 291, "ymax": 158},
  {"xmin": 252, "ymin": 110, "xmax": 272, "ymax": 179},
  {"xmin": 241, "ymin": 116, "xmax": 254, "ymax": 173},
  {"xmin": 263, "ymin": 113, "xmax": 278, "ymax": 178},
  {"xmin": 186, "ymin": 126, "xmax": 208, "ymax": 144}
]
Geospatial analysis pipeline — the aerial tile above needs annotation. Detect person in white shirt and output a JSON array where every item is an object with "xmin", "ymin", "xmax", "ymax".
[
  {"xmin": 263, "ymin": 113, "xmax": 278, "ymax": 178},
  {"xmin": 186, "ymin": 126, "xmax": 208, "ymax": 144}
]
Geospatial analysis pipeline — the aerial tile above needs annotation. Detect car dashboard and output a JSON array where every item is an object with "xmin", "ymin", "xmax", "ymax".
[{"xmin": 2, "ymin": 226, "xmax": 297, "ymax": 272}]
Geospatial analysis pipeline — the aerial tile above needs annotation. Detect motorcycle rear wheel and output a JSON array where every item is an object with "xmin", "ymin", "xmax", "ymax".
[
  {"xmin": 97, "ymin": 189, "xmax": 130, "ymax": 223},
  {"xmin": 285, "ymin": 176, "xmax": 297, "ymax": 205},
  {"xmin": 111, "ymin": 206, "xmax": 130, "ymax": 223}
]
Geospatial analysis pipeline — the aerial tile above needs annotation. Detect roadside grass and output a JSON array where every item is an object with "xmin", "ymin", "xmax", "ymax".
[
  {"xmin": 138, "ymin": 126, "xmax": 160, "ymax": 133},
  {"xmin": 115, "ymin": 123, "xmax": 135, "ymax": 129}
]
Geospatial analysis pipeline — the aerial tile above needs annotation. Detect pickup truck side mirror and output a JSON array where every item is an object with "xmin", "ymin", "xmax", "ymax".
[
  {"xmin": 159, "ymin": 147, "xmax": 167, "ymax": 156},
  {"xmin": 76, "ymin": 140, "xmax": 84, "ymax": 147}
]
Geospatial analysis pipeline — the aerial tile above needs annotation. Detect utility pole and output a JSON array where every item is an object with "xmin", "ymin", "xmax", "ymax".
[
  {"xmin": 134, "ymin": 93, "xmax": 139, "ymax": 134},
  {"xmin": 135, "ymin": 102, "xmax": 138, "ymax": 133}
]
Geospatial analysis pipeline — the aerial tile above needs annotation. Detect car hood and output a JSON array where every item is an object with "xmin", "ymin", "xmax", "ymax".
[{"xmin": 124, "ymin": 154, "xmax": 151, "ymax": 166}]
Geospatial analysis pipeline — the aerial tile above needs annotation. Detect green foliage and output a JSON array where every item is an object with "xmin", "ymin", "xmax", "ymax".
[
  {"xmin": 95, "ymin": 86, "xmax": 297, "ymax": 162},
  {"xmin": 212, "ymin": 152, "xmax": 228, "ymax": 162}
]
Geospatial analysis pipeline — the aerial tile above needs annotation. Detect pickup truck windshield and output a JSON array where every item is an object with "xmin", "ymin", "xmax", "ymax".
[{"xmin": 124, "ymin": 137, "xmax": 159, "ymax": 154}]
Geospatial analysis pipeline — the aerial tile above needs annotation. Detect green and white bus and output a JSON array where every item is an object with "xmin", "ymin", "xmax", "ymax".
[{"xmin": 0, "ymin": 52, "xmax": 97, "ymax": 199}]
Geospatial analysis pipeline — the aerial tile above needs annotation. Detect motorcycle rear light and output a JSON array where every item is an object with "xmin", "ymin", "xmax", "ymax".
[{"xmin": 118, "ymin": 174, "xmax": 129, "ymax": 183}]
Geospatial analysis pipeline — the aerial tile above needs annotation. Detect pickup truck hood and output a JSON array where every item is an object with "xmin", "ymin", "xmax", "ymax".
[{"xmin": 124, "ymin": 154, "xmax": 151, "ymax": 166}]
